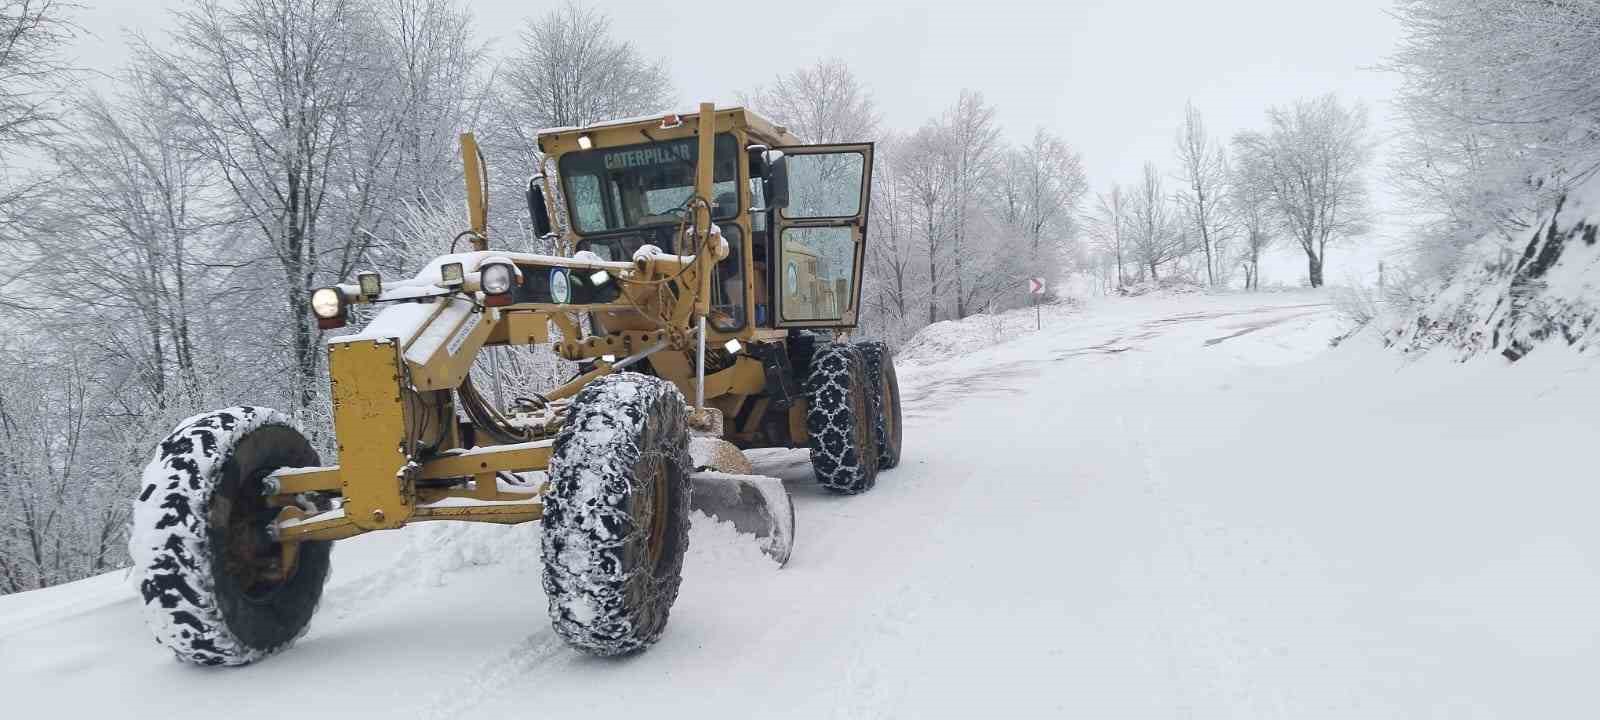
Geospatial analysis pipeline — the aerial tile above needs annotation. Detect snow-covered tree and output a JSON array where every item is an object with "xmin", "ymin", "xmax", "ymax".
[
  {"xmin": 1087, "ymin": 186, "xmax": 1131, "ymax": 290},
  {"xmin": 1388, "ymin": 0, "xmax": 1600, "ymax": 276},
  {"xmin": 1126, "ymin": 162, "xmax": 1186, "ymax": 282},
  {"xmin": 1174, "ymin": 102, "xmax": 1231, "ymax": 287},
  {"xmin": 1228, "ymin": 154, "xmax": 1276, "ymax": 290},
  {"xmin": 995, "ymin": 128, "xmax": 1089, "ymax": 281},
  {"xmin": 738, "ymin": 57, "xmax": 880, "ymax": 144},
  {"xmin": 1232, "ymin": 95, "xmax": 1373, "ymax": 288}
]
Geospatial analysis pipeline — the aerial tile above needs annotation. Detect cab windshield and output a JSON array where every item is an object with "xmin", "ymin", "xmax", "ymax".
[{"xmin": 560, "ymin": 134, "xmax": 740, "ymax": 234}]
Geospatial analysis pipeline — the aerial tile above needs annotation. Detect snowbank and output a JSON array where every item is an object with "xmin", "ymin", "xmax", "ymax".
[
  {"xmin": 1389, "ymin": 176, "xmax": 1600, "ymax": 360},
  {"xmin": 894, "ymin": 300, "xmax": 1077, "ymax": 367},
  {"xmin": 1116, "ymin": 277, "xmax": 1208, "ymax": 296}
]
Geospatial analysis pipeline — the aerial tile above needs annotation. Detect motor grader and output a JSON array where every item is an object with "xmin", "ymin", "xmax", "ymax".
[{"xmin": 129, "ymin": 103, "xmax": 903, "ymax": 665}]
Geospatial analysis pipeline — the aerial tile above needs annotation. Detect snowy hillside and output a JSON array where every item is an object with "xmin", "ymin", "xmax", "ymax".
[
  {"xmin": 3, "ymin": 291, "xmax": 1597, "ymax": 718},
  {"xmin": 1391, "ymin": 176, "xmax": 1600, "ymax": 361}
]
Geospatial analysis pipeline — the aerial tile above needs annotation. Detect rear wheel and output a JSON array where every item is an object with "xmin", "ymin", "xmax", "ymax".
[
  {"xmin": 130, "ymin": 407, "xmax": 330, "ymax": 666},
  {"xmin": 857, "ymin": 341, "xmax": 904, "ymax": 470},
  {"xmin": 805, "ymin": 343, "xmax": 881, "ymax": 494},
  {"xmin": 542, "ymin": 373, "xmax": 692, "ymax": 656}
]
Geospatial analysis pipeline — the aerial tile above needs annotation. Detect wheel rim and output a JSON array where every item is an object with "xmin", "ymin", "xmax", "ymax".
[
  {"xmin": 221, "ymin": 467, "xmax": 296, "ymax": 603},
  {"xmin": 882, "ymin": 372, "xmax": 897, "ymax": 455},
  {"xmin": 643, "ymin": 453, "xmax": 670, "ymax": 574},
  {"xmin": 852, "ymin": 381, "xmax": 874, "ymax": 467}
]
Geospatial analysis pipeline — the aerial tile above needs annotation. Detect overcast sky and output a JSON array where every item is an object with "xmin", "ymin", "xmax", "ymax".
[{"xmin": 67, "ymin": 0, "xmax": 1408, "ymax": 278}]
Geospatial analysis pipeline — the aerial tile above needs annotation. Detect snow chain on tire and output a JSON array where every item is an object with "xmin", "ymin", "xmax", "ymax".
[
  {"xmin": 856, "ymin": 341, "xmax": 904, "ymax": 471},
  {"xmin": 805, "ymin": 343, "xmax": 882, "ymax": 494},
  {"xmin": 541, "ymin": 373, "xmax": 693, "ymax": 656},
  {"xmin": 130, "ymin": 407, "xmax": 331, "ymax": 666}
]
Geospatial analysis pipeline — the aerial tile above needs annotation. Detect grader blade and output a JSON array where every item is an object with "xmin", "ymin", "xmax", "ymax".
[
  {"xmin": 689, "ymin": 471, "xmax": 795, "ymax": 566},
  {"xmin": 687, "ymin": 436, "xmax": 795, "ymax": 565}
]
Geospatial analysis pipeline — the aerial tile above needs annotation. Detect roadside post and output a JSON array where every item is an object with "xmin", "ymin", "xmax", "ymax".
[{"xmin": 1028, "ymin": 277, "xmax": 1046, "ymax": 329}]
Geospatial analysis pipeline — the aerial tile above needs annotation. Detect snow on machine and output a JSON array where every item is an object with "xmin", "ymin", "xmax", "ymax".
[{"xmin": 129, "ymin": 104, "xmax": 903, "ymax": 665}]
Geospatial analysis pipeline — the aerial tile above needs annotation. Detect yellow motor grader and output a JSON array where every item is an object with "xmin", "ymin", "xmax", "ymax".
[{"xmin": 129, "ymin": 103, "xmax": 903, "ymax": 665}]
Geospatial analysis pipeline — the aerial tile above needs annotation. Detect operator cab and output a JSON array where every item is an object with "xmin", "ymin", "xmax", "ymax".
[{"xmin": 531, "ymin": 107, "xmax": 873, "ymax": 334}]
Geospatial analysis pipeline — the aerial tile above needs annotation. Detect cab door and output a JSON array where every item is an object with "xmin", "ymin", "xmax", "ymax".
[{"xmin": 771, "ymin": 143, "xmax": 874, "ymax": 329}]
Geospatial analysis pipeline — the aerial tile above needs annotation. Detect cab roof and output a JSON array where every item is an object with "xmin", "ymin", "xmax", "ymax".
[{"xmin": 535, "ymin": 106, "xmax": 803, "ymax": 155}]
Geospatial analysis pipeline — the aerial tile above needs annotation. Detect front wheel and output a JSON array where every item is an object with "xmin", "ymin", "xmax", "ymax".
[
  {"xmin": 130, "ymin": 407, "xmax": 330, "ymax": 666},
  {"xmin": 541, "ymin": 373, "xmax": 693, "ymax": 656}
]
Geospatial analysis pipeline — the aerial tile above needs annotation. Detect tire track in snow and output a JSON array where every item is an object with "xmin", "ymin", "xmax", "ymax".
[
  {"xmin": 415, "ymin": 633, "xmax": 569, "ymax": 720},
  {"xmin": 1119, "ymin": 351, "xmax": 1291, "ymax": 718}
]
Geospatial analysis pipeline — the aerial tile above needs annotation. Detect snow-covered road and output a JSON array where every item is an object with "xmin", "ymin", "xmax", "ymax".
[{"xmin": 5, "ymin": 291, "xmax": 1597, "ymax": 718}]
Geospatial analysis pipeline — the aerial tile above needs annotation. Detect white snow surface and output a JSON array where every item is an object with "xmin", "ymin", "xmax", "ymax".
[{"xmin": 5, "ymin": 290, "xmax": 1598, "ymax": 717}]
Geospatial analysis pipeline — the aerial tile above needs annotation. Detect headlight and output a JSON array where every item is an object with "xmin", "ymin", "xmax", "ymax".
[
  {"xmin": 481, "ymin": 262, "xmax": 515, "ymax": 295},
  {"xmin": 549, "ymin": 268, "xmax": 571, "ymax": 304},
  {"xmin": 310, "ymin": 287, "xmax": 344, "ymax": 319}
]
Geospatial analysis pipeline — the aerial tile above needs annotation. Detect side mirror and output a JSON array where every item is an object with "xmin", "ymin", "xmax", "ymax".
[
  {"xmin": 527, "ymin": 175, "xmax": 554, "ymax": 238},
  {"xmin": 763, "ymin": 150, "xmax": 789, "ymax": 211},
  {"xmin": 747, "ymin": 144, "xmax": 771, "ymax": 181}
]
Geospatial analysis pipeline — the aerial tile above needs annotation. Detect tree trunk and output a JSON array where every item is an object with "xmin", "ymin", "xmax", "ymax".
[{"xmin": 1306, "ymin": 252, "xmax": 1324, "ymax": 288}]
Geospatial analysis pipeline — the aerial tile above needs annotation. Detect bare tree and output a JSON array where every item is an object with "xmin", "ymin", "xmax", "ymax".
[
  {"xmin": 498, "ymin": 2, "xmax": 670, "ymax": 134},
  {"xmin": 738, "ymin": 57, "xmax": 879, "ymax": 144},
  {"xmin": 0, "ymin": 0, "xmax": 79, "ymax": 158},
  {"xmin": 46, "ymin": 76, "xmax": 212, "ymax": 404},
  {"xmin": 1174, "ymin": 102, "xmax": 1230, "ymax": 286},
  {"xmin": 863, "ymin": 133, "xmax": 922, "ymax": 340},
  {"xmin": 1387, "ymin": 0, "xmax": 1600, "ymax": 277},
  {"xmin": 901, "ymin": 123, "xmax": 953, "ymax": 324},
  {"xmin": 996, "ymin": 128, "xmax": 1089, "ymax": 276},
  {"xmin": 944, "ymin": 90, "xmax": 1001, "ymax": 318},
  {"xmin": 0, "ymin": 0, "xmax": 80, "ymax": 309},
  {"xmin": 373, "ymin": 0, "xmax": 485, "ymax": 264},
  {"xmin": 1127, "ymin": 162, "xmax": 1186, "ymax": 282},
  {"xmin": 1232, "ymin": 95, "xmax": 1373, "ymax": 288},
  {"xmin": 139, "ymin": 0, "xmax": 401, "ymax": 417},
  {"xmin": 1228, "ymin": 155, "xmax": 1275, "ymax": 290},
  {"xmin": 485, "ymin": 1, "xmax": 671, "ymax": 245},
  {"xmin": 1088, "ymin": 186, "xmax": 1130, "ymax": 290}
]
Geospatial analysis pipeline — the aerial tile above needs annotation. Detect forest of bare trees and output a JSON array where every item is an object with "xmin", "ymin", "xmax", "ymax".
[{"xmin": 1083, "ymin": 95, "xmax": 1374, "ymax": 293}]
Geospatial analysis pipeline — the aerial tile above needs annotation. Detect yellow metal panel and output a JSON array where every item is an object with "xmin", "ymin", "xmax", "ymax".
[
  {"xmin": 506, "ymin": 311, "xmax": 550, "ymax": 345},
  {"xmin": 276, "ymin": 510, "xmax": 363, "ymax": 542},
  {"xmin": 418, "ymin": 440, "xmax": 553, "ymax": 479},
  {"xmin": 404, "ymin": 298, "xmax": 494, "ymax": 391},
  {"xmin": 329, "ymin": 339, "xmax": 413, "ymax": 530},
  {"xmin": 412, "ymin": 501, "xmax": 542, "ymax": 524}
]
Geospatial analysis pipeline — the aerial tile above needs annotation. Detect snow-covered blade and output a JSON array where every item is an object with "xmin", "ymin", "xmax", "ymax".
[
  {"xmin": 688, "ymin": 472, "xmax": 795, "ymax": 566},
  {"xmin": 688, "ymin": 436, "xmax": 795, "ymax": 565}
]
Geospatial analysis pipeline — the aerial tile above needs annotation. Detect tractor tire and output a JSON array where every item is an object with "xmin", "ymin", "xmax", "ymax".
[
  {"xmin": 805, "ymin": 343, "xmax": 881, "ymax": 494},
  {"xmin": 856, "ymin": 341, "xmax": 904, "ymax": 470},
  {"xmin": 129, "ymin": 407, "xmax": 331, "ymax": 667},
  {"xmin": 541, "ymin": 373, "xmax": 692, "ymax": 656}
]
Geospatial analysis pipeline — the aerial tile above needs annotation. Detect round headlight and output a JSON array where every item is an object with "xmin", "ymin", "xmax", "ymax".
[
  {"xmin": 310, "ymin": 287, "xmax": 344, "ymax": 319},
  {"xmin": 481, "ymin": 262, "xmax": 515, "ymax": 295},
  {"xmin": 549, "ymin": 268, "xmax": 571, "ymax": 304}
]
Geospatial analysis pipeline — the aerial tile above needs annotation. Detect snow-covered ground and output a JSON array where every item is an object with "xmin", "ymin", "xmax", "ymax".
[{"xmin": 4, "ymin": 290, "xmax": 1596, "ymax": 718}]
